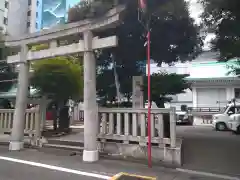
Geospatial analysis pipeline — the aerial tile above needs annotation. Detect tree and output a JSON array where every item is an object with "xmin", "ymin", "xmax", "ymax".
[
  {"xmin": 31, "ymin": 56, "xmax": 83, "ymax": 131},
  {"xmin": 201, "ymin": 0, "xmax": 240, "ymax": 61},
  {"xmin": 143, "ymin": 73, "xmax": 190, "ymax": 108},
  {"xmin": 31, "ymin": 56, "xmax": 83, "ymax": 103},
  {"xmin": 68, "ymin": 0, "xmax": 202, "ymax": 105}
]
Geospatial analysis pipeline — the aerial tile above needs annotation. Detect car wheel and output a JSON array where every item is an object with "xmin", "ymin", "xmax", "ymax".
[
  {"xmin": 216, "ymin": 122, "xmax": 227, "ymax": 131},
  {"xmin": 236, "ymin": 126, "xmax": 240, "ymax": 135},
  {"xmin": 188, "ymin": 119, "xmax": 193, "ymax": 126}
]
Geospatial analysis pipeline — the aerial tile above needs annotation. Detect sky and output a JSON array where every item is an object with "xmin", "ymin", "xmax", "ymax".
[
  {"xmin": 187, "ymin": 0, "xmax": 216, "ymax": 50},
  {"xmin": 66, "ymin": 0, "xmax": 81, "ymax": 8},
  {"xmin": 186, "ymin": 0, "xmax": 203, "ymax": 24}
]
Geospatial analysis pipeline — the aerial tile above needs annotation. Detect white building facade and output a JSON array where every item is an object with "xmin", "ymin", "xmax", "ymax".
[
  {"xmin": 0, "ymin": 0, "xmax": 8, "ymax": 33},
  {"xmin": 0, "ymin": 0, "xmax": 38, "ymax": 34},
  {"xmin": 148, "ymin": 51, "xmax": 240, "ymax": 110}
]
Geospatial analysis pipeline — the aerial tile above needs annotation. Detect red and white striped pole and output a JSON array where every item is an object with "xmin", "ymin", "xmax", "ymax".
[
  {"xmin": 139, "ymin": 0, "xmax": 152, "ymax": 168},
  {"xmin": 147, "ymin": 30, "xmax": 152, "ymax": 168}
]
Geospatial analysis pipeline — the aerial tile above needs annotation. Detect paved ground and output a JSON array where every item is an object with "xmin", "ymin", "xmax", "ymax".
[
  {"xmin": 0, "ymin": 146, "xmax": 234, "ymax": 180},
  {"xmin": 1, "ymin": 123, "xmax": 240, "ymax": 178},
  {"xmin": 0, "ymin": 159, "xmax": 98, "ymax": 180},
  {"xmin": 45, "ymin": 124, "xmax": 240, "ymax": 177},
  {"xmin": 177, "ymin": 125, "xmax": 240, "ymax": 177}
]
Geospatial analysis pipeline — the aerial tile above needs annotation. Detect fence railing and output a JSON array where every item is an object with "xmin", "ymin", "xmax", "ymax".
[
  {"xmin": 0, "ymin": 109, "xmax": 40, "ymax": 135},
  {"xmin": 97, "ymin": 107, "xmax": 176, "ymax": 148},
  {"xmin": 188, "ymin": 107, "xmax": 222, "ymax": 113}
]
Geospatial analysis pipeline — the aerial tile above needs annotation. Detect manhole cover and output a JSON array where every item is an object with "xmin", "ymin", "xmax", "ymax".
[{"xmin": 111, "ymin": 173, "xmax": 156, "ymax": 180}]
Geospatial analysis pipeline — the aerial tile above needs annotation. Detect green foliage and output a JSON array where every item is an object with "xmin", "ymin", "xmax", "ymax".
[
  {"xmin": 201, "ymin": 0, "xmax": 240, "ymax": 61},
  {"xmin": 69, "ymin": 0, "xmax": 202, "ymax": 65},
  {"xmin": 68, "ymin": 0, "xmax": 201, "ymax": 105},
  {"xmin": 31, "ymin": 56, "xmax": 83, "ymax": 101},
  {"xmin": 143, "ymin": 73, "xmax": 190, "ymax": 107},
  {"xmin": 68, "ymin": 0, "xmax": 116, "ymax": 22},
  {"xmin": 97, "ymin": 69, "xmax": 116, "ymax": 102},
  {"xmin": 31, "ymin": 44, "xmax": 49, "ymax": 51}
]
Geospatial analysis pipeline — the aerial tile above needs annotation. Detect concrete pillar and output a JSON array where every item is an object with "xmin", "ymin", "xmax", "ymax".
[
  {"xmin": 9, "ymin": 46, "xmax": 30, "ymax": 150},
  {"xmin": 39, "ymin": 97, "xmax": 47, "ymax": 133},
  {"xmin": 8, "ymin": 0, "xmax": 29, "ymax": 151},
  {"xmin": 132, "ymin": 76, "xmax": 144, "ymax": 108},
  {"xmin": 192, "ymin": 87, "xmax": 197, "ymax": 108},
  {"xmin": 83, "ymin": 31, "xmax": 99, "ymax": 162},
  {"xmin": 227, "ymin": 87, "xmax": 234, "ymax": 101},
  {"xmin": 49, "ymin": 40, "xmax": 58, "ymax": 48}
]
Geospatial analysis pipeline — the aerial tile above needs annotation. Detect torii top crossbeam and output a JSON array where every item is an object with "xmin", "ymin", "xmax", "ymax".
[
  {"xmin": 6, "ymin": 6, "xmax": 124, "ymax": 47},
  {"xmin": 5, "ymin": 5, "xmax": 125, "ymax": 64}
]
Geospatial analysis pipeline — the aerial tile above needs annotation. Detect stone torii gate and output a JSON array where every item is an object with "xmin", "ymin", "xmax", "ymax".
[{"xmin": 6, "ymin": 0, "xmax": 124, "ymax": 162}]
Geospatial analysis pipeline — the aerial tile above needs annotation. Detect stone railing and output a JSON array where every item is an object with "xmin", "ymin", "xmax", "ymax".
[
  {"xmin": 0, "ymin": 109, "xmax": 40, "ymax": 135},
  {"xmin": 98, "ymin": 107, "xmax": 176, "ymax": 148},
  {"xmin": 79, "ymin": 107, "xmax": 181, "ymax": 165}
]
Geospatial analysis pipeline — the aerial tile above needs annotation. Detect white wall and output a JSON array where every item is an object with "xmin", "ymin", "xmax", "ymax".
[
  {"xmin": 146, "ymin": 51, "xmax": 236, "ymax": 108},
  {"xmin": 5, "ymin": 0, "xmax": 35, "ymax": 34},
  {"xmin": 147, "ymin": 51, "xmax": 219, "ymax": 76},
  {"xmin": 29, "ymin": 0, "xmax": 37, "ymax": 33},
  {"xmin": 0, "ymin": 0, "xmax": 7, "ymax": 33},
  {"xmin": 192, "ymin": 86, "xmax": 240, "ymax": 108}
]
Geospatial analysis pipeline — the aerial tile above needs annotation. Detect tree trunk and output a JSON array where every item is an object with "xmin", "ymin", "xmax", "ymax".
[{"xmin": 59, "ymin": 106, "xmax": 70, "ymax": 133}]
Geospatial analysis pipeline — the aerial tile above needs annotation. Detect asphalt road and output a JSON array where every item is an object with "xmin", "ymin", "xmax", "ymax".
[
  {"xmin": 177, "ymin": 125, "xmax": 240, "ymax": 177},
  {"xmin": 0, "ymin": 159, "xmax": 99, "ymax": 180},
  {"xmin": 0, "ymin": 146, "xmax": 230, "ymax": 180}
]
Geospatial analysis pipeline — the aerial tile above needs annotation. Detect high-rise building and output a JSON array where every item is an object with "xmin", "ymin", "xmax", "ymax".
[
  {"xmin": 4, "ymin": 0, "xmax": 80, "ymax": 34},
  {"xmin": 0, "ymin": 0, "xmax": 9, "ymax": 33},
  {"xmin": 3, "ymin": 0, "xmax": 38, "ymax": 34},
  {"xmin": 36, "ymin": 0, "xmax": 81, "ymax": 31}
]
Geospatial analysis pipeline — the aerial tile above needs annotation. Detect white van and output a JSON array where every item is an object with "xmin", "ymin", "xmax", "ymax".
[
  {"xmin": 228, "ymin": 114, "xmax": 240, "ymax": 134},
  {"xmin": 212, "ymin": 102, "xmax": 240, "ymax": 131}
]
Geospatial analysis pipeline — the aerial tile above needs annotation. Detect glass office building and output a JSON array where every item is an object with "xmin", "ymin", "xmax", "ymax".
[{"xmin": 36, "ymin": 0, "xmax": 81, "ymax": 31}]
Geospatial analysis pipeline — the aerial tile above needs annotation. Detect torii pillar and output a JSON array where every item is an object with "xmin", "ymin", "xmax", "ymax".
[
  {"xmin": 83, "ymin": 31, "xmax": 99, "ymax": 162},
  {"xmin": 8, "ymin": 0, "xmax": 30, "ymax": 150}
]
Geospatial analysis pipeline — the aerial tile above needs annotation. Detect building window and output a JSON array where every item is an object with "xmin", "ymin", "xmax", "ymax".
[
  {"xmin": 27, "ymin": 10, "xmax": 31, "ymax": 16},
  {"xmin": 27, "ymin": 22, "xmax": 30, "ymax": 27},
  {"xmin": 37, "ymin": 0, "xmax": 39, "ymax": 6},
  {"xmin": 5, "ymin": 1, "xmax": 9, "ymax": 8},
  {"xmin": 28, "ymin": 0, "xmax": 31, "ymax": 6},
  {"xmin": 235, "ymin": 88, "xmax": 240, "ymax": 99},
  {"xmin": 3, "ymin": 17, "xmax": 7, "ymax": 25}
]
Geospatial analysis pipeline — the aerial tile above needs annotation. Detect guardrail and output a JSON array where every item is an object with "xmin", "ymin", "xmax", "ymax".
[{"xmin": 188, "ymin": 107, "xmax": 222, "ymax": 113}]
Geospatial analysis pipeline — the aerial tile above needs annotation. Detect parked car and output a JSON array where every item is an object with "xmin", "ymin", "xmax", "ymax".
[
  {"xmin": 176, "ymin": 111, "xmax": 193, "ymax": 125},
  {"xmin": 228, "ymin": 114, "xmax": 240, "ymax": 134},
  {"xmin": 212, "ymin": 102, "xmax": 240, "ymax": 131}
]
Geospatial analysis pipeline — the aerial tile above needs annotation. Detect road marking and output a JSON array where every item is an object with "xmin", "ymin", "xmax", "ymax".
[
  {"xmin": 0, "ymin": 156, "xmax": 111, "ymax": 179},
  {"xmin": 176, "ymin": 168, "xmax": 240, "ymax": 180},
  {"xmin": 110, "ymin": 172, "xmax": 156, "ymax": 180}
]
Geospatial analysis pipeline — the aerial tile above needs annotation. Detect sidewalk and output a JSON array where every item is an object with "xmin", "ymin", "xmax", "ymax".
[{"xmin": 0, "ymin": 146, "xmax": 237, "ymax": 180}]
